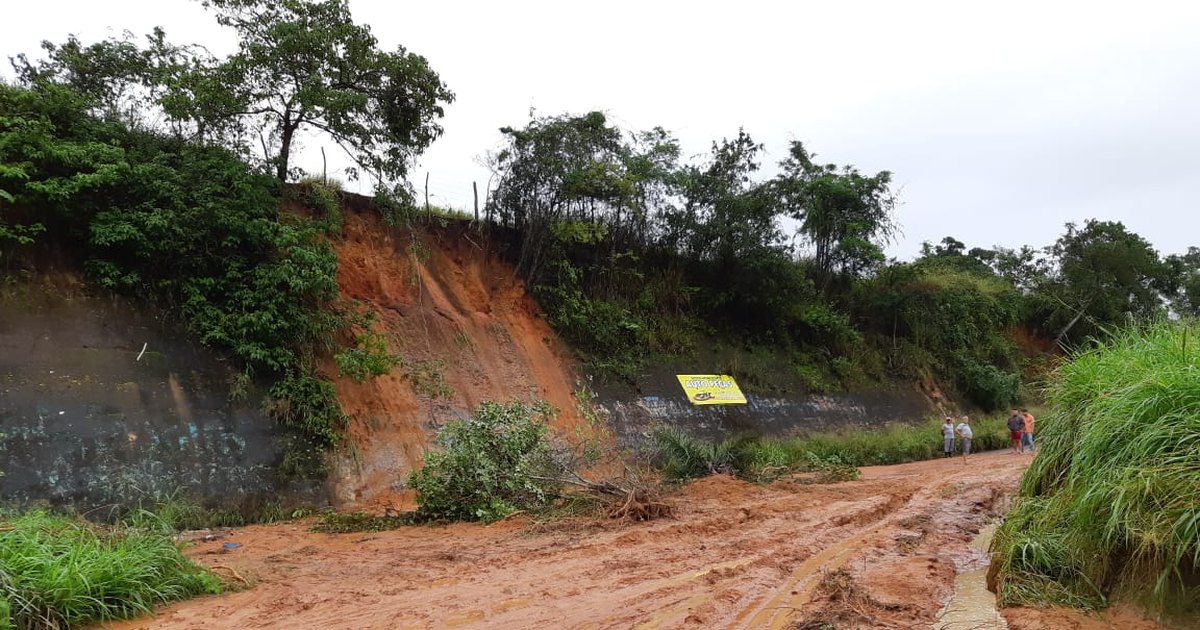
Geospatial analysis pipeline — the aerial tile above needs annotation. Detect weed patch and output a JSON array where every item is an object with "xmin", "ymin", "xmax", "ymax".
[
  {"xmin": 651, "ymin": 414, "xmax": 1009, "ymax": 484},
  {"xmin": 992, "ymin": 322, "xmax": 1200, "ymax": 619},
  {"xmin": 312, "ymin": 510, "xmax": 415, "ymax": 533},
  {"xmin": 0, "ymin": 511, "xmax": 219, "ymax": 629}
]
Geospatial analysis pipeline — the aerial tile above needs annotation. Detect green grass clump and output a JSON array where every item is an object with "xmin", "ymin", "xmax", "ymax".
[
  {"xmin": 992, "ymin": 322, "xmax": 1200, "ymax": 618},
  {"xmin": 311, "ymin": 511, "xmax": 415, "ymax": 533},
  {"xmin": 652, "ymin": 414, "xmax": 1009, "ymax": 483},
  {"xmin": 0, "ymin": 511, "xmax": 220, "ymax": 629},
  {"xmin": 788, "ymin": 414, "xmax": 1009, "ymax": 467}
]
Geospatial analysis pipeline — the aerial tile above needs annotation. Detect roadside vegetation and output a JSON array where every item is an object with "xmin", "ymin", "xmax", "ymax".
[
  {"xmin": 483, "ymin": 112, "xmax": 1199, "ymax": 410},
  {"xmin": 652, "ymin": 415, "xmax": 1010, "ymax": 483},
  {"xmin": 319, "ymin": 401, "xmax": 1010, "ymax": 532},
  {"xmin": 992, "ymin": 322, "xmax": 1200, "ymax": 619},
  {"xmin": 0, "ymin": 511, "xmax": 219, "ymax": 630}
]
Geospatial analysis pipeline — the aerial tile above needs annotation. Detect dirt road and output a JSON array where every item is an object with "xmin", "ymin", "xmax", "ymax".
[{"xmin": 106, "ymin": 453, "xmax": 1030, "ymax": 629}]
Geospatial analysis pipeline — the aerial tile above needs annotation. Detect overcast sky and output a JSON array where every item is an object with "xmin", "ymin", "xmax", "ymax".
[{"xmin": 5, "ymin": 0, "xmax": 1199, "ymax": 259}]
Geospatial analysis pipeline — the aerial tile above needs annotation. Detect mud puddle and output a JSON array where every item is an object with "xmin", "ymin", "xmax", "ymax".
[{"xmin": 934, "ymin": 523, "xmax": 1007, "ymax": 630}]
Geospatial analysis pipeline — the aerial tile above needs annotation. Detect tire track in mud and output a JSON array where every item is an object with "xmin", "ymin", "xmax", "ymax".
[{"xmin": 99, "ymin": 453, "xmax": 1028, "ymax": 630}]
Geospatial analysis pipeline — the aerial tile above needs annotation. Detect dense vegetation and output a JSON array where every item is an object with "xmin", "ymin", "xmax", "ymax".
[
  {"xmin": 652, "ymin": 415, "xmax": 1010, "ymax": 483},
  {"xmin": 0, "ymin": 0, "xmax": 451, "ymax": 471},
  {"xmin": 0, "ymin": 511, "xmax": 219, "ymax": 629},
  {"xmin": 484, "ymin": 112, "xmax": 1198, "ymax": 409},
  {"xmin": 992, "ymin": 323, "xmax": 1200, "ymax": 618}
]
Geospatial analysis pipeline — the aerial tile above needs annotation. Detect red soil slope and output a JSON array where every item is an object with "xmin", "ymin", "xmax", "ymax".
[{"xmin": 328, "ymin": 211, "xmax": 583, "ymax": 506}]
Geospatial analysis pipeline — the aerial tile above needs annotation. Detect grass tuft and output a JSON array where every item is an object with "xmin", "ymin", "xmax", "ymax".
[
  {"xmin": 992, "ymin": 321, "xmax": 1200, "ymax": 618},
  {"xmin": 0, "ymin": 511, "xmax": 219, "ymax": 629}
]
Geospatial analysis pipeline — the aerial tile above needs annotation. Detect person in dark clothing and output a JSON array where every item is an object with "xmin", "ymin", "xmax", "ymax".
[{"xmin": 1007, "ymin": 410, "xmax": 1025, "ymax": 454}]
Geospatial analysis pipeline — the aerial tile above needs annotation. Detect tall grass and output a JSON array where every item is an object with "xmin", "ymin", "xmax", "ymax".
[
  {"xmin": 652, "ymin": 414, "xmax": 1010, "ymax": 483},
  {"xmin": 992, "ymin": 322, "xmax": 1200, "ymax": 618},
  {"xmin": 0, "ymin": 511, "xmax": 220, "ymax": 629}
]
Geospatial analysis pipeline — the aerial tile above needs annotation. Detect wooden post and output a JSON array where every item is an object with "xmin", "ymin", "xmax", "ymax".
[
  {"xmin": 320, "ymin": 147, "xmax": 327, "ymax": 184},
  {"xmin": 424, "ymin": 172, "xmax": 430, "ymax": 215},
  {"xmin": 473, "ymin": 181, "xmax": 479, "ymax": 222}
]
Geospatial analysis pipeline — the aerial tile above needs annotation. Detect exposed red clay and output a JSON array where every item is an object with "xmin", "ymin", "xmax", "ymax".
[{"xmin": 96, "ymin": 452, "xmax": 1164, "ymax": 630}]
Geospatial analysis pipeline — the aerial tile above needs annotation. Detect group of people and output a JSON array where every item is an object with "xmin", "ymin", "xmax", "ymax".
[
  {"xmin": 939, "ymin": 409, "xmax": 1036, "ymax": 460},
  {"xmin": 941, "ymin": 415, "xmax": 974, "ymax": 460},
  {"xmin": 1007, "ymin": 408, "xmax": 1035, "ymax": 454}
]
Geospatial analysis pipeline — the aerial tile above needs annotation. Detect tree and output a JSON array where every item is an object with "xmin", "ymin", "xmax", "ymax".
[
  {"xmin": 198, "ymin": 0, "xmax": 454, "ymax": 184},
  {"xmin": 1044, "ymin": 220, "xmax": 1168, "ymax": 344},
  {"xmin": 671, "ymin": 130, "xmax": 781, "ymax": 265},
  {"xmin": 11, "ymin": 30, "xmax": 238, "ymax": 144},
  {"xmin": 773, "ymin": 141, "xmax": 897, "ymax": 281},
  {"xmin": 14, "ymin": 0, "xmax": 455, "ymax": 187},
  {"xmin": 487, "ymin": 111, "xmax": 634, "ymax": 282},
  {"xmin": 917, "ymin": 236, "xmax": 995, "ymax": 276},
  {"xmin": 1163, "ymin": 247, "xmax": 1200, "ymax": 318}
]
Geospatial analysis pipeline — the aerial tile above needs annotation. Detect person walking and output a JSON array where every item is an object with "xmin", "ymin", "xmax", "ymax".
[
  {"xmin": 955, "ymin": 416, "xmax": 973, "ymax": 462},
  {"xmin": 942, "ymin": 417, "xmax": 956, "ymax": 457},
  {"xmin": 1021, "ymin": 408, "xmax": 1035, "ymax": 453},
  {"xmin": 1007, "ymin": 410, "xmax": 1025, "ymax": 454}
]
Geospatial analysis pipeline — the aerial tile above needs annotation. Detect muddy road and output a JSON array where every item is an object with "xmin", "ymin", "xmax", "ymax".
[{"xmin": 107, "ymin": 453, "xmax": 1033, "ymax": 629}]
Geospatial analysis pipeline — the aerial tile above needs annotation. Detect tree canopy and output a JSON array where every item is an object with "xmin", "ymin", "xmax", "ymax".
[{"xmin": 12, "ymin": 0, "xmax": 454, "ymax": 189}]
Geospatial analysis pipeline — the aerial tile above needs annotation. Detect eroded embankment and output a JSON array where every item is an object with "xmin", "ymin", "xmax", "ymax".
[
  {"xmin": 328, "ymin": 212, "xmax": 583, "ymax": 506},
  {"xmin": 101, "ymin": 451, "xmax": 1032, "ymax": 630}
]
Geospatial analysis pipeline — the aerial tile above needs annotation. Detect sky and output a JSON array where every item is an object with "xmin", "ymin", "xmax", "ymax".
[{"xmin": 4, "ymin": 0, "xmax": 1199, "ymax": 259}]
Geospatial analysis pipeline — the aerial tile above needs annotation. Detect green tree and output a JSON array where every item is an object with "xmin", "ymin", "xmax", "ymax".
[
  {"xmin": 488, "ymin": 111, "xmax": 630, "ymax": 281},
  {"xmin": 15, "ymin": 0, "xmax": 454, "ymax": 187},
  {"xmin": 917, "ymin": 236, "xmax": 995, "ymax": 276},
  {"xmin": 774, "ymin": 141, "xmax": 897, "ymax": 281},
  {"xmin": 1162, "ymin": 247, "xmax": 1200, "ymax": 318},
  {"xmin": 671, "ymin": 130, "xmax": 781, "ymax": 266},
  {"xmin": 196, "ymin": 0, "xmax": 454, "ymax": 184},
  {"xmin": 1044, "ymin": 220, "xmax": 1168, "ymax": 344}
]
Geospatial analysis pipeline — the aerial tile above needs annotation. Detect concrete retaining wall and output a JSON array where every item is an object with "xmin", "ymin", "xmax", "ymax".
[{"xmin": 0, "ymin": 282, "xmax": 311, "ymax": 511}]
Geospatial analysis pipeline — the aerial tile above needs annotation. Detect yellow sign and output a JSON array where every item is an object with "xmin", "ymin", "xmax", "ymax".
[{"xmin": 676, "ymin": 374, "xmax": 747, "ymax": 405}]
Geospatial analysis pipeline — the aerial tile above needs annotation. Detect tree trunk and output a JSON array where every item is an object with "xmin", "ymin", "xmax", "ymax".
[
  {"xmin": 1054, "ymin": 305, "xmax": 1089, "ymax": 347},
  {"xmin": 277, "ymin": 115, "xmax": 296, "ymax": 181}
]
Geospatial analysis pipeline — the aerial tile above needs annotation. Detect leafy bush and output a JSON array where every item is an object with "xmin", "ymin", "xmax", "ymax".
[
  {"xmin": 335, "ymin": 329, "xmax": 401, "ymax": 382},
  {"xmin": 264, "ymin": 372, "xmax": 347, "ymax": 449},
  {"xmin": 0, "ymin": 511, "xmax": 219, "ymax": 629},
  {"xmin": 537, "ymin": 260, "xmax": 650, "ymax": 379},
  {"xmin": 408, "ymin": 401, "xmax": 560, "ymax": 522},
  {"xmin": 295, "ymin": 178, "xmax": 343, "ymax": 235},
  {"xmin": 992, "ymin": 322, "xmax": 1200, "ymax": 618},
  {"xmin": 961, "ymin": 362, "xmax": 1021, "ymax": 411}
]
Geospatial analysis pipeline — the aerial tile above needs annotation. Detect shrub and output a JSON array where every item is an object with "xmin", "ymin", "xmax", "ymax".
[
  {"xmin": 0, "ymin": 511, "xmax": 219, "ymax": 629},
  {"xmin": 961, "ymin": 362, "xmax": 1020, "ymax": 411},
  {"xmin": 408, "ymin": 401, "xmax": 560, "ymax": 522},
  {"xmin": 651, "ymin": 427, "xmax": 735, "ymax": 480},
  {"xmin": 335, "ymin": 329, "xmax": 401, "ymax": 382},
  {"xmin": 992, "ymin": 322, "xmax": 1200, "ymax": 618}
]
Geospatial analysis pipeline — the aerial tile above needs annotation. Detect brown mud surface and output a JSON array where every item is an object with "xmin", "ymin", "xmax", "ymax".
[
  {"xmin": 94, "ymin": 451, "xmax": 1132, "ymax": 630},
  {"xmin": 328, "ymin": 212, "xmax": 586, "ymax": 506},
  {"xmin": 1003, "ymin": 604, "xmax": 1187, "ymax": 630}
]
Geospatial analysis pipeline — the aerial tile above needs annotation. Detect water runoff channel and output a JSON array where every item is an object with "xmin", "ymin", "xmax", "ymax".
[{"xmin": 933, "ymin": 523, "xmax": 1008, "ymax": 630}]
